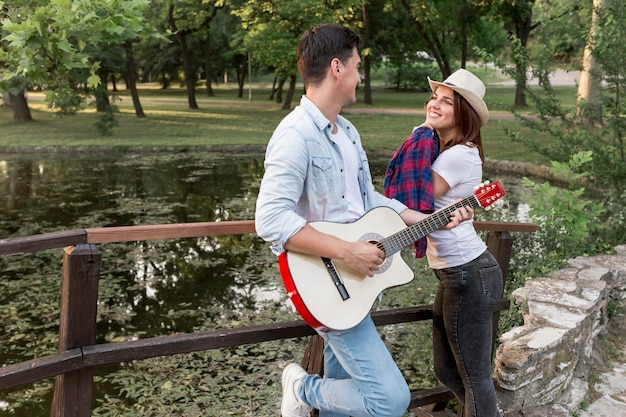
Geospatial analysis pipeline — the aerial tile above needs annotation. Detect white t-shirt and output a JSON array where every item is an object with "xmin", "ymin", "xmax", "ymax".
[
  {"xmin": 426, "ymin": 144, "xmax": 487, "ymax": 269},
  {"xmin": 333, "ymin": 125, "xmax": 365, "ymax": 222}
]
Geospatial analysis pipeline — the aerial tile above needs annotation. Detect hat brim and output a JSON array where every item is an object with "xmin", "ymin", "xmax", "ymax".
[{"xmin": 428, "ymin": 78, "xmax": 489, "ymax": 127}]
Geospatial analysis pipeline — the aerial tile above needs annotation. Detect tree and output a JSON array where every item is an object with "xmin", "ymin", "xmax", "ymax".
[
  {"xmin": 165, "ymin": 0, "xmax": 225, "ymax": 109},
  {"xmin": 493, "ymin": 0, "xmax": 585, "ymax": 109},
  {"xmin": 0, "ymin": 0, "xmax": 102, "ymax": 121},
  {"xmin": 398, "ymin": 0, "xmax": 506, "ymax": 79},
  {"xmin": 577, "ymin": 0, "xmax": 603, "ymax": 123},
  {"xmin": 588, "ymin": 0, "xmax": 626, "ymax": 178},
  {"xmin": 0, "ymin": 0, "xmax": 155, "ymax": 125},
  {"xmin": 508, "ymin": 0, "xmax": 626, "ymax": 253},
  {"xmin": 493, "ymin": 0, "xmax": 536, "ymax": 108},
  {"xmin": 232, "ymin": 0, "xmax": 363, "ymax": 110}
]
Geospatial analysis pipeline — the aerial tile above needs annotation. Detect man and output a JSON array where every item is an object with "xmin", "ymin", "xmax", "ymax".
[{"xmin": 255, "ymin": 24, "xmax": 472, "ymax": 417}]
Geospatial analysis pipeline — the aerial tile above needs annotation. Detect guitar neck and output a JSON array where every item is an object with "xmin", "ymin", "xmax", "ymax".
[{"xmin": 381, "ymin": 195, "xmax": 480, "ymax": 256}]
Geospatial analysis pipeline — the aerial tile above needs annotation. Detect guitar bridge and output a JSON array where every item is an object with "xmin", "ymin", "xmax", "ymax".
[{"xmin": 321, "ymin": 257, "xmax": 350, "ymax": 301}]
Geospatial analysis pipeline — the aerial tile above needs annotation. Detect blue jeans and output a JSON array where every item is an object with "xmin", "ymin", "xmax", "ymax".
[
  {"xmin": 298, "ymin": 315, "xmax": 410, "ymax": 417},
  {"xmin": 432, "ymin": 250, "xmax": 503, "ymax": 417}
]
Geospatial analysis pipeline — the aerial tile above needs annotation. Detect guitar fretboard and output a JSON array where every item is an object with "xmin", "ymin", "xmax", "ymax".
[{"xmin": 380, "ymin": 196, "xmax": 481, "ymax": 256}]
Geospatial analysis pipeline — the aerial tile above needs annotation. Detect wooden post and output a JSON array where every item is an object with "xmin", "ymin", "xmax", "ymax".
[
  {"xmin": 300, "ymin": 335, "xmax": 325, "ymax": 377},
  {"xmin": 485, "ymin": 231, "xmax": 513, "ymax": 279},
  {"xmin": 51, "ymin": 244, "xmax": 101, "ymax": 417},
  {"xmin": 485, "ymin": 231, "xmax": 513, "ymax": 383},
  {"xmin": 301, "ymin": 335, "xmax": 325, "ymax": 417}
]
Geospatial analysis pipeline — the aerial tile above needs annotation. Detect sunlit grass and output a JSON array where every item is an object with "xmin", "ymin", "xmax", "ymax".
[{"xmin": 0, "ymin": 82, "xmax": 567, "ymax": 164}]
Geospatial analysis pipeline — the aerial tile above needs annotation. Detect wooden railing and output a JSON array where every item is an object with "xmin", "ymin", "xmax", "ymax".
[{"xmin": 0, "ymin": 219, "xmax": 536, "ymax": 417}]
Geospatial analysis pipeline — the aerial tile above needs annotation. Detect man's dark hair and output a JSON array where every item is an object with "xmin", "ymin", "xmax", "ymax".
[{"xmin": 297, "ymin": 24, "xmax": 361, "ymax": 88}]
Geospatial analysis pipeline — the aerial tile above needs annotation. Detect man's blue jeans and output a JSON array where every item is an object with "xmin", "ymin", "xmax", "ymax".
[
  {"xmin": 432, "ymin": 249, "xmax": 503, "ymax": 417},
  {"xmin": 299, "ymin": 314, "xmax": 410, "ymax": 417}
]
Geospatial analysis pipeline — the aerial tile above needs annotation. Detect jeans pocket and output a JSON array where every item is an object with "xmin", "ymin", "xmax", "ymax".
[{"xmin": 478, "ymin": 263, "xmax": 503, "ymax": 300}]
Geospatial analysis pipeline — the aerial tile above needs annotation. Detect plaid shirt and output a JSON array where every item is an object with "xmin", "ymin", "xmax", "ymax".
[{"xmin": 384, "ymin": 126, "xmax": 439, "ymax": 258}]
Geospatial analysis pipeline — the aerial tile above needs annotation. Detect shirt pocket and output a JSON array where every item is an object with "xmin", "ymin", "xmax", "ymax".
[{"xmin": 311, "ymin": 156, "xmax": 333, "ymax": 196}]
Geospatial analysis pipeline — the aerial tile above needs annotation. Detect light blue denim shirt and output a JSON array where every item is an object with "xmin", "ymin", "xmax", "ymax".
[{"xmin": 255, "ymin": 96, "xmax": 407, "ymax": 255}]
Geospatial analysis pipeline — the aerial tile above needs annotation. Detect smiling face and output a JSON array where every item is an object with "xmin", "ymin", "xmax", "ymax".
[{"xmin": 425, "ymin": 85, "xmax": 457, "ymax": 138}]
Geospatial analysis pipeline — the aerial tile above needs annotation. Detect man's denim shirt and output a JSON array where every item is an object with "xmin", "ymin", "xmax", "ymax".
[{"xmin": 255, "ymin": 96, "xmax": 407, "ymax": 255}]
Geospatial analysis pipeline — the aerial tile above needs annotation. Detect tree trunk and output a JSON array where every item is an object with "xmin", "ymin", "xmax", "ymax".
[
  {"xmin": 362, "ymin": 1, "xmax": 372, "ymax": 105},
  {"xmin": 125, "ymin": 41, "xmax": 145, "ymax": 118},
  {"xmin": 577, "ymin": 0, "xmax": 603, "ymax": 124},
  {"xmin": 167, "ymin": 4, "xmax": 197, "ymax": 108},
  {"xmin": 177, "ymin": 31, "xmax": 198, "ymax": 109},
  {"xmin": 461, "ymin": 0, "xmax": 468, "ymax": 68},
  {"xmin": 237, "ymin": 57, "xmax": 246, "ymax": 99},
  {"xmin": 363, "ymin": 54, "xmax": 372, "ymax": 105},
  {"xmin": 10, "ymin": 90, "xmax": 32, "ymax": 122},
  {"xmin": 512, "ymin": 3, "xmax": 533, "ymax": 109},
  {"xmin": 282, "ymin": 74, "xmax": 296, "ymax": 110},
  {"xmin": 203, "ymin": 32, "xmax": 215, "ymax": 97},
  {"xmin": 275, "ymin": 77, "xmax": 286, "ymax": 104},
  {"xmin": 399, "ymin": 0, "xmax": 452, "ymax": 78},
  {"xmin": 269, "ymin": 76, "xmax": 278, "ymax": 101},
  {"xmin": 513, "ymin": 67, "xmax": 528, "ymax": 109},
  {"xmin": 95, "ymin": 68, "xmax": 111, "ymax": 113}
]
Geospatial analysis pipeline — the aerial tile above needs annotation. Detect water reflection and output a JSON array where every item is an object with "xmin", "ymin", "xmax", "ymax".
[
  {"xmin": 0, "ymin": 151, "xmax": 271, "ymax": 346},
  {"xmin": 0, "ymin": 151, "xmax": 529, "ymax": 335},
  {"xmin": 0, "ymin": 150, "xmax": 529, "ymax": 416}
]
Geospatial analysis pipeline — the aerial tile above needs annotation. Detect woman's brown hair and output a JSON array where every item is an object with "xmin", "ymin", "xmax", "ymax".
[{"xmin": 442, "ymin": 91, "xmax": 484, "ymax": 164}]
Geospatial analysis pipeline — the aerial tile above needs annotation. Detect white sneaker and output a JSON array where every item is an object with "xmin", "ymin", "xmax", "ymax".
[{"xmin": 281, "ymin": 363, "xmax": 312, "ymax": 417}]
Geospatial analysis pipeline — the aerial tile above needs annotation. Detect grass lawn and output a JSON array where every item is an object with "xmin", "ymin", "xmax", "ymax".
[{"xmin": 0, "ymin": 82, "xmax": 572, "ymax": 164}]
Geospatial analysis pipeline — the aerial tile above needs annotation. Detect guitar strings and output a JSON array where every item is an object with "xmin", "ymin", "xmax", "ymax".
[{"xmin": 381, "ymin": 195, "xmax": 481, "ymax": 255}]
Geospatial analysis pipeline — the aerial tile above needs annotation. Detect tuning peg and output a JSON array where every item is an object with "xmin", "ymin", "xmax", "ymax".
[{"xmin": 475, "ymin": 180, "xmax": 492, "ymax": 191}]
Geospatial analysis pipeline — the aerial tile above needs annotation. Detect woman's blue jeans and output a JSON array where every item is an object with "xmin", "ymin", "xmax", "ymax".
[
  {"xmin": 432, "ymin": 250, "xmax": 503, "ymax": 417},
  {"xmin": 298, "ymin": 314, "xmax": 410, "ymax": 417}
]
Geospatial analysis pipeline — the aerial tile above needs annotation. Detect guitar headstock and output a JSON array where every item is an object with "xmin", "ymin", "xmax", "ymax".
[{"xmin": 473, "ymin": 181, "xmax": 505, "ymax": 209}]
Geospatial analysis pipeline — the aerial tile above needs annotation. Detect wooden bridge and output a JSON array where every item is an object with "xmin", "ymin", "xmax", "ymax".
[{"xmin": 0, "ymin": 219, "xmax": 536, "ymax": 417}]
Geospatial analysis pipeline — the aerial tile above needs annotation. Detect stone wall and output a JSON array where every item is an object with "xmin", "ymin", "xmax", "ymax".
[{"xmin": 494, "ymin": 245, "xmax": 626, "ymax": 416}]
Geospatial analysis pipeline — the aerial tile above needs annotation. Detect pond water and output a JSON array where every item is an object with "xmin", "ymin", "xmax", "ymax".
[{"xmin": 0, "ymin": 150, "xmax": 531, "ymax": 415}]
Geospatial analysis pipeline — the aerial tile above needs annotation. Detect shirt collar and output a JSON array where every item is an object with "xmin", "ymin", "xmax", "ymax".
[{"xmin": 299, "ymin": 96, "xmax": 336, "ymax": 132}]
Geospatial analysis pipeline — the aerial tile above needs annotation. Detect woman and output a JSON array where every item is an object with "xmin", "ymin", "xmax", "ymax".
[{"xmin": 384, "ymin": 68, "xmax": 504, "ymax": 417}]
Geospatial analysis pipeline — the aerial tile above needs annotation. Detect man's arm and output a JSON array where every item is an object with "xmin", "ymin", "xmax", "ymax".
[{"xmin": 284, "ymin": 224, "xmax": 385, "ymax": 277}]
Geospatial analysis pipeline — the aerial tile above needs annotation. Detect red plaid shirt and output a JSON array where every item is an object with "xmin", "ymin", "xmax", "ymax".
[{"xmin": 384, "ymin": 126, "xmax": 439, "ymax": 258}]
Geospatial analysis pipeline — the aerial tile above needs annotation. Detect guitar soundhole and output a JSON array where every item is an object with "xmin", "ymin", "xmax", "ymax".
[{"xmin": 360, "ymin": 233, "xmax": 392, "ymax": 274}]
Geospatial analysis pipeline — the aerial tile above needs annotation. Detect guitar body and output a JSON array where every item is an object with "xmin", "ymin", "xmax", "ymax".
[
  {"xmin": 279, "ymin": 207, "xmax": 414, "ymax": 332},
  {"xmin": 277, "ymin": 181, "xmax": 505, "ymax": 332}
]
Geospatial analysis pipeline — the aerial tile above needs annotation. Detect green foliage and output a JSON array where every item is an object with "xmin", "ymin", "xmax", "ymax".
[
  {"xmin": 0, "ymin": 0, "xmax": 103, "ymax": 90},
  {"xmin": 522, "ymin": 151, "xmax": 606, "ymax": 260},
  {"xmin": 372, "ymin": 58, "xmax": 439, "ymax": 91},
  {"xmin": 45, "ymin": 88, "xmax": 86, "ymax": 116},
  {"xmin": 531, "ymin": 0, "xmax": 590, "ymax": 64},
  {"xmin": 232, "ymin": 0, "xmax": 363, "ymax": 80},
  {"xmin": 93, "ymin": 96, "xmax": 120, "ymax": 136},
  {"xmin": 399, "ymin": 0, "xmax": 506, "ymax": 76},
  {"xmin": 0, "ymin": 0, "xmax": 158, "ymax": 118},
  {"xmin": 489, "ymin": 0, "xmax": 626, "ymax": 264}
]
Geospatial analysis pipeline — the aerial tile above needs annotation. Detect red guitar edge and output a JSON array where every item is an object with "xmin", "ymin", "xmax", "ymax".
[{"xmin": 279, "ymin": 253, "xmax": 331, "ymax": 332}]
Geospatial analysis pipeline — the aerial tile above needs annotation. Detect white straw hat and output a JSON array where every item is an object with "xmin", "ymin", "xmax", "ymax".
[{"xmin": 428, "ymin": 68, "xmax": 489, "ymax": 126}]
